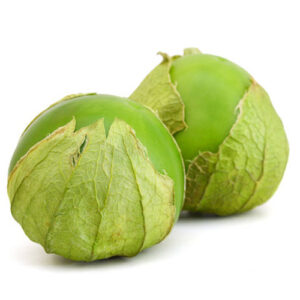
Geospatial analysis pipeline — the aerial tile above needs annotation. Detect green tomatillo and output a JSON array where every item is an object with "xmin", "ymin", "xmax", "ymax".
[
  {"xmin": 130, "ymin": 48, "xmax": 289, "ymax": 215},
  {"xmin": 7, "ymin": 94, "xmax": 185, "ymax": 261}
]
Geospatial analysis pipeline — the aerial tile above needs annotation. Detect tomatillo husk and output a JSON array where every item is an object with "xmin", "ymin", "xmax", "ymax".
[
  {"xmin": 130, "ymin": 48, "xmax": 289, "ymax": 215},
  {"xmin": 8, "ymin": 94, "xmax": 185, "ymax": 261}
]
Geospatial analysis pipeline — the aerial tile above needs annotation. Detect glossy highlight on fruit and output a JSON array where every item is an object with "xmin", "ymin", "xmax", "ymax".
[
  {"xmin": 131, "ymin": 48, "xmax": 289, "ymax": 215},
  {"xmin": 8, "ymin": 94, "xmax": 185, "ymax": 261},
  {"xmin": 170, "ymin": 51, "xmax": 251, "ymax": 159}
]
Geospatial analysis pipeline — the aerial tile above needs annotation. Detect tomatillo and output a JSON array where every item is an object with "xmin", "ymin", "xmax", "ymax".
[
  {"xmin": 8, "ymin": 94, "xmax": 185, "ymax": 261},
  {"xmin": 131, "ymin": 48, "xmax": 289, "ymax": 215}
]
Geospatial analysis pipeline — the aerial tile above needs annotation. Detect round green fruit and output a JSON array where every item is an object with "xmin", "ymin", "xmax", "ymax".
[
  {"xmin": 8, "ymin": 94, "xmax": 185, "ymax": 261},
  {"xmin": 130, "ymin": 48, "xmax": 289, "ymax": 215}
]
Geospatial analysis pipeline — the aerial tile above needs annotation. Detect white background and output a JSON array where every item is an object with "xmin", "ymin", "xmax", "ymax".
[{"xmin": 0, "ymin": 1, "xmax": 299, "ymax": 299}]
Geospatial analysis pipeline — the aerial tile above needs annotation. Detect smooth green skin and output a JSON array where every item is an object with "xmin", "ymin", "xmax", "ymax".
[
  {"xmin": 170, "ymin": 54, "xmax": 252, "ymax": 163},
  {"xmin": 9, "ymin": 94, "xmax": 185, "ymax": 217}
]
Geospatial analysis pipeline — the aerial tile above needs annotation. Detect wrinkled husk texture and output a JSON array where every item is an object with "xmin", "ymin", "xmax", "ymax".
[
  {"xmin": 130, "ymin": 50, "xmax": 289, "ymax": 215},
  {"xmin": 8, "ymin": 117, "xmax": 175, "ymax": 261}
]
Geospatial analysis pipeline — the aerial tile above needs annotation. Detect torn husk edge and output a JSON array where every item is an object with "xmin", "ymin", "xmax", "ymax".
[
  {"xmin": 9, "ymin": 92, "xmax": 185, "ymax": 219},
  {"xmin": 21, "ymin": 93, "xmax": 97, "ymax": 136},
  {"xmin": 8, "ymin": 118, "xmax": 177, "ymax": 260},
  {"xmin": 184, "ymin": 79, "xmax": 289, "ymax": 215},
  {"xmin": 130, "ymin": 51, "xmax": 188, "ymax": 134}
]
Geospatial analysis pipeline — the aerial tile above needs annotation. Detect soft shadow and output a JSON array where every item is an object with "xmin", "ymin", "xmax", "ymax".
[
  {"xmin": 178, "ymin": 207, "xmax": 268, "ymax": 223},
  {"xmin": 14, "ymin": 208, "xmax": 268, "ymax": 268},
  {"xmin": 13, "ymin": 234, "xmax": 179, "ymax": 269},
  {"xmin": 51, "ymin": 254, "xmax": 130, "ymax": 269},
  {"xmin": 14, "ymin": 243, "xmax": 130, "ymax": 269}
]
